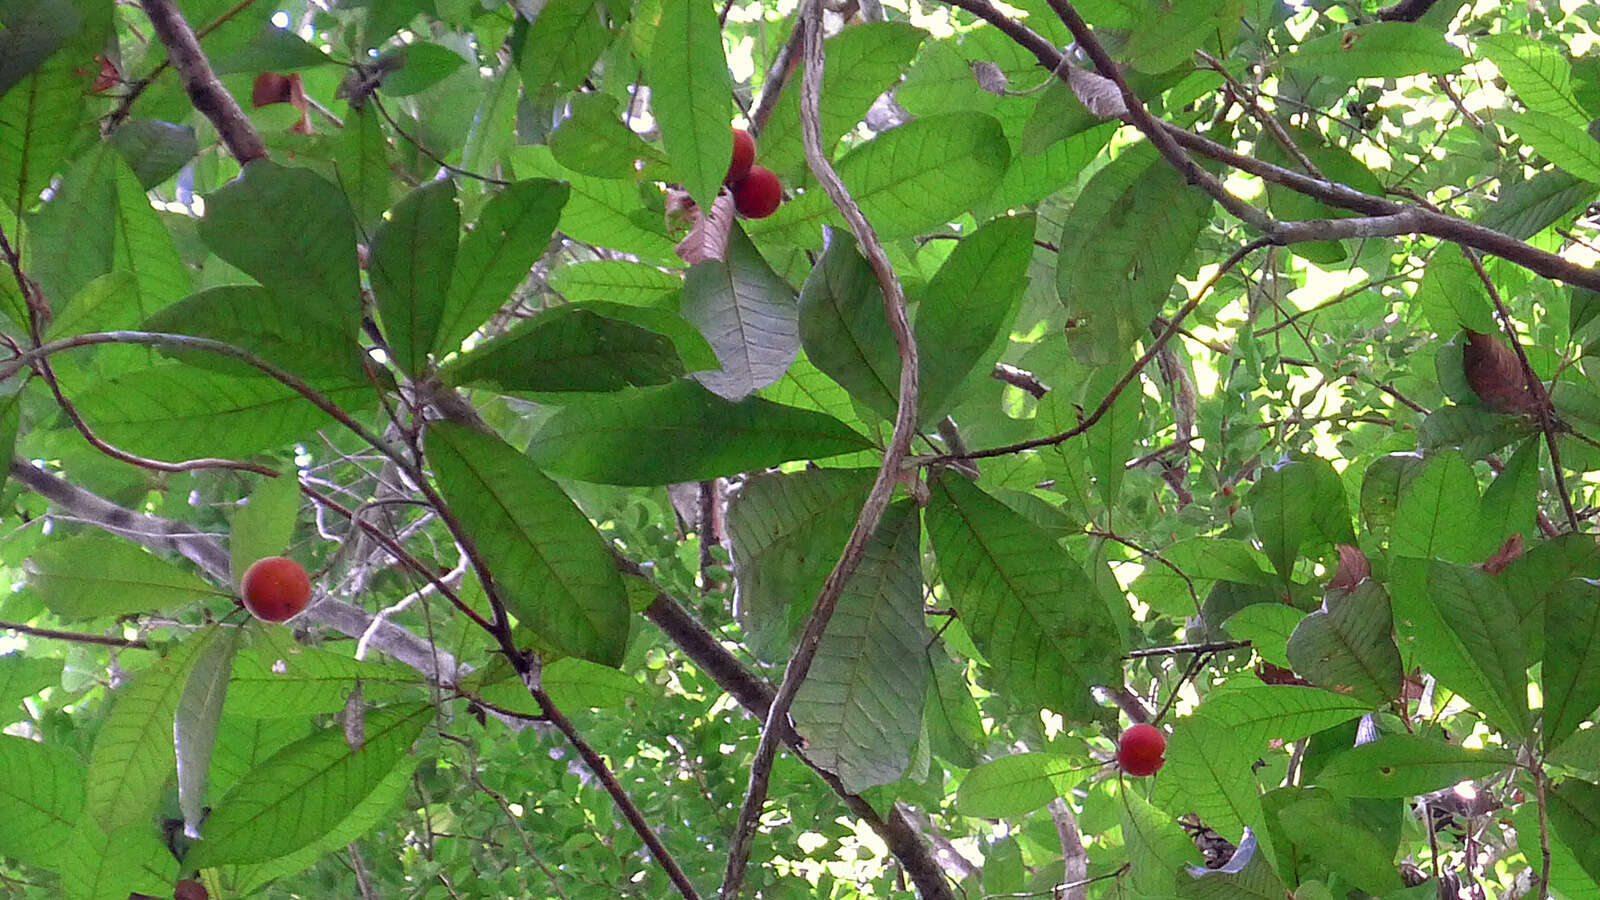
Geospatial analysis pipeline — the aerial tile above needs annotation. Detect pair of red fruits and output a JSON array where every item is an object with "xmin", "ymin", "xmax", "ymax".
[{"xmin": 724, "ymin": 128, "xmax": 782, "ymax": 219}]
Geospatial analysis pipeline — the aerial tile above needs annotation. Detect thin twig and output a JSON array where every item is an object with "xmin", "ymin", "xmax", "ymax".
[
  {"xmin": 0, "ymin": 620, "xmax": 152, "ymax": 649},
  {"xmin": 720, "ymin": 5, "xmax": 921, "ymax": 894},
  {"xmin": 139, "ymin": 0, "xmax": 267, "ymax": 164},
  {"xmin": 532, "ymin": 687, "xmax": 702, "ymax": 900},
  {"xmin": 104, "ymin": 0, "xmax": 260, "ymax": 135}
]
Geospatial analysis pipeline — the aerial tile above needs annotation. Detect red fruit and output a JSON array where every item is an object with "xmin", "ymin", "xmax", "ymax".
[
  {"xmin": 240, "ymin": 556, "xmax": 311, "ymax": 623},
  {"xmin": 731, "ymin": 165, "xmax": 782, "ymax": 219},
  {"xmin": 174, "ymin": 880, "xmax": 208, "ymax": 900},
  {"xmin": 251, "ymin": 72, "xmax": 294, "ymax": 107},
  {"xmin": 726, "ymin": 128, "xmax": 756, "ymax": 185},
  {"xmin": 1116, "ymin": 723, "xmax": 1166, "ymax": 776}
]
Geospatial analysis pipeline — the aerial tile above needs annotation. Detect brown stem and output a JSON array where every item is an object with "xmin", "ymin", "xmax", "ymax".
[
  {"xmin": 720, "ymin": 5, "xmax": 922, "ymax": 894},
  {"xmin": 0, "ymin": 619, "xmax": 151, "ymax": 649},
  {"xmin": 138, "ymin": 0, "xmax": 267, "ymax": 164}
]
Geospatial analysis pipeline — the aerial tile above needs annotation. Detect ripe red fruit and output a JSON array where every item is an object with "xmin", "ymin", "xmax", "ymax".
[
  {"xmin": 174, "ymin": 880, "xmax": 208, "ymax": 900},
  {"xmin": 1116, "ymin": 723, "xmax": 1166, "ymax": 776},
  {"xmin": 726, "ymin": 128, "xmax": 756, "ymax": 185},
  {"xmin": 240, "ymin": 556, "xmax": 311, "ymax": 623},
  {"xmin": 731, "ymin": 165, "xmax": 782, "ymax": 219}
]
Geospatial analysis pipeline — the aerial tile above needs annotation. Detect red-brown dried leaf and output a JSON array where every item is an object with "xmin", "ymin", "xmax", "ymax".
[
  {"xmin": 1462, "ymin": 330, "xmax": 1535, "ymax": 414},
  {"xmin": 1256, "ymin": 661, "xmax": 1313, "ymax": 686},
  {"xmin": 1481, "ymin": 533, "xmax": 1523, "ymax": 575},
  {"xmin": 673, "ymin": 190, "xmax": 736, "ymax": 265},
  {"xmin": 1326, "ymin": 543, "xmax": 1370, "ymax": 591}
]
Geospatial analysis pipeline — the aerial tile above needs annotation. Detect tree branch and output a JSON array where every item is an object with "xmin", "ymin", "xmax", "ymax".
[
  {"xmin": 0, "ymin": 619, "xmax": 151, "ymax": 650},
  {"xmin": 720, "ymin": 2, "xmax": 922, "ymax": 894},
  {"xmin": 138, "ymin": 0, "xmax": 267, "ymax": 164}
]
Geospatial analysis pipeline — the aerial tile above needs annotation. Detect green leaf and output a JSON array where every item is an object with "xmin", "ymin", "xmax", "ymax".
[
  {"xmin": 108, "ymin": 119, "xmax": 198, "ymax": 189},
  {"xmin": 514, "ymin": 0, "xmax": 627, "ymax": 91},
  {"xmin": 370, "ymin": 178, "xmax": 460, "ymax": 375},
  {"xmin": 1393, "ymin": 559, "xmax": 1530, "ymax": 737},
  {"xmin": 1391, "ymin": 452, "xmax": 1481, "ymax": 564},
  {"xmin": 0, "ymin": 0, "xmax": 84, "ymax": 99},
  {"xmin": 1548, "ymin": 779, "xmax": 1600, "ymax": 889},
  {"xmin": 1478, "ymin": 33, "xmax": 1588, "ymax": 127},
  {"xmin": 143, "ymin": 285, "xmax": 368, "ymax": 384},
  {"xmin": 59, "ymin": 821, "xmax": 176, "ymax": 900},
  {"xmin": 199, "ymin": 160, "xmax": 360, "ymax": 334},
  {"xmin": 85, "ymin": 632, "xmax": 214, "ymax": 832},
  {"xmin": 23, "ymin": 144, "xmax": 117, "ymax": 312},
  {"xmin": 1178, "ymin": 829, "xmax": 1286, "ymax": 899},
  {"xmin": 176, "ymin": 627, "xmax": 242, "ymax": 839},
  {"xmin": 1286, "ymin": 581, "xmax": 1403, "ymax": 706},
  {"xmin": 954, "ymin": 751, "xmax": 1090, "ymax": 818},
  {"xmin": 682, "ymin": 225, "xmax": 800, "ymax": 399},
  {"xmin": 479, "ymin": 657, "xmax": 646, "ymax": 712},
  {"xmin": 1151, "ymin": 715, "xmax": 1264, "ymax": 843},
  {"xmin": 726, "ymin": 467, "xmax": 875, "ymax": 661},
  {"xmin": 187, "ymin": 703, "xmax": 430, "ymax": 867},
  {"xmin": 755, "ymin": 22, "xmax": 928, "ymax": 178},
  {"xmin": 1511, "ymin": 800, "xmax": 1600, "ymax": 900},
  {"xmin": 751, "ymin": 113, "xmax": 1010, "ymax": 247},
  {"xmin": 0, "ymin": 42, "xmax": 89, "ymax": 221},
  {"xmin": 335, "ymin": 106, "xmax": 392, "ymax": 231},
  {"xmin": 922, "ymin": 648, "xmax": 983, "ymax": 769},
  {"xmin": 1122, "ymin": 787, "xmax": 1202, "ymax": 895},
  {"xmin": 0, "ymin": 652, "xmax": 62, "ymax": 709},
  {"xmin": 0, "ymin": 734, "xmax": 84, "ymax": 869},
  {"xmin": 1222, "ymin": 604, "xmax": 1303, "ymax": 669},
  {"xmin": 1311, "ymin": 734, "xmax": 1514, "ymax": 798},
  {"xmin": 434, "ymin": 177, "xmax": 571, "ymax": 358},
  {"xmin": 1260, "ymin": 128, "xmax": 1387, "ymax": 264},
  {"xmin": 1478, "ymin": 170, "xmax": 1597, "ymax": 242},
  {"xmin": 1288, "ymin": 22, "xmax": 1467, "ymax": 80},
  {"xmin": 527, "ymin": 379, "xmax": 874, "ymax": 485},
  {"xmin": 791, "ymin": 501, "xmax": 929, "ymax": 793},
  {"xmin": 798, "ymin": 230, "xmax": 900, "ymax": 420},
  {"xmin": 380, "ymin": 42, "xmax": 468, "ymax": 97},
  {"xmin": 1057, "ymin": 142, "xmax": 1213, "ymax": 366},
  {"xmin": 1542, "ymin": 579, "xmax": 1600, "ymax": 749},
  {"xmin": 1123, "ymin": 0, "xmax": 1234, "ymax": 74},
  {"xmin": 551, "ymin": 93, "xmax": 667, "ymax": 179},
  {"xmin": 1359, "ymin": 452, "xmax": 1424, "ymax": 533},
  {"xmin": 228, "ymin": 468, "xmax": 301, "ymax": 586},
  {"xmin": 925, "ymin": 473, "xmax": 1120, "ymax": 719},
  {"xmin": 225, "ymin": 630, "xmax": 421, "ymax": 717},
  {"xmin": 549, "ymin": 260, "xmax": 681, "ymax": 305},
  {"xmin": 428, "ymin": 423, "xmax": 630, "ymax": 665},
  {"xmin": 514, "ymin": 147, "xmax": 678, "ymax": 264},
  {"xmin": 69, "ymin": 365, "xmax": 376, "ymax": 460},
  {"xmin": 915, "ymin": 213, "xmax": 1035, "ymax": 422},
  {"xmin": 1247, "ymin": 455, "xmax": 1351, "ymax": 582},
  {"xmin": 442, "ymin": 306, "xmax": 684, "ymax": 392},
  {"xmin": 25, "ymin": 533, "xmax": 219, "ymax": 621},
  {"xmin": 650, "ymin": 0, "xmax": 731, "ymax": 209},
  {"xmin": 1274, "ymin": 792, "xmax": 1402, "ymax": 895},
  {"xmin": 1498, "ymin": 109, "xmax": 1600, "ymax": 183},
  {"xmin": 1194, "ymin": 682, "xmax": 1372, "ymax": 752}
]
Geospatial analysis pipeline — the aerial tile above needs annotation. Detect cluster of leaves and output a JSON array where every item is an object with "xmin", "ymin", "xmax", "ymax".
[{"xmin": 1, "ymin": 0, "xmax": 1600, "ymax": 898}]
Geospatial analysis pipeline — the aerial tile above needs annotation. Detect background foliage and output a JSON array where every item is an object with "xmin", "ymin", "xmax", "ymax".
[{"xmin": 1, "ymin": 0, "xmax": 1599, "ymax": 897}]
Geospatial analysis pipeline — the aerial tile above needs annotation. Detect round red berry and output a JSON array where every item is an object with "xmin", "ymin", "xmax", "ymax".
[
  {"xmin": 1116, "ymin": 723, "xmax": 1166, "ymax": 776},
  {"xmin": 240, "ymin": 556, "xmax": 311, "ymax": 623},
  {"xmin": 731, "ymin": 165, "xmax": 782, "ymax": 219}
]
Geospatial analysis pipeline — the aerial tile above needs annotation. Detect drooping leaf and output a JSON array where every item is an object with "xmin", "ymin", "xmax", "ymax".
[
  {"xmin": 26, "ymin": 533, "xmax": 219, "ymax": 621},
  {"xmin": 925, "ymin": 473, "xmax": 1120, "ymax": 719},
  {"xmin": 798, "ymin": 229, "xmax": 900, "ymax": 420},
  {"xmin": 1548, "ymin": 779, "xmax": 1600, "ymax": 889},
  {"xmin": 58, "ymin": 821, "xmax": 176, "ymax": 900},
  {"xmin": 527, "ymin": 379, "xmax": 874, "ymax": 485},
  {"xmin": 108, "ymin": 118, "xmax": 198, "ymax": 190},
  {"xmin": 1057, "ymin": 142, "xmax": 1213, "ymax": 366},
  {"xmin": 0, "ymin": 652, "xmax": 62, "ymax": 709},
  {"xmin": 1274, "ymin": 792, "xmax": 1402, "ymax": 895},
  {"xmin": 370, "ymin": 178, "xmax": 459, "ymax": 375},
  {"xmin": 176, "ymin": 627, "xmax": 242, "ymax": 839},
  {"xmin": 187, "ymin": 703, "xmax": 431, "ymax": 867},
  {"xmin": 428, "ymin": 423, "xmax": 630, "ymax": 665},
  {"xmin": 1541, "ymin": 579, "xmax": 1600, "ymax": 749},
  {"xmin": 915, "ymin": 213, "xmax": 1035, "ymax": 422},
  {"xmin": 1285, "ymin": 581, "xmax": 1404, "ymax": 706},
  {"xmin": 954, "ymin": 751, "xmax": 1091, "ymax": 818},
  {"xmin": 1477, "ymin": 33, "xmax": 1588, "ymax": 127},
  {"xmin": 1311, "ymin": 734, "xmax": 1514, "ymax": 798},
  {"xmin": 727, "ymin": 467, "xmax": 875, "ymax": 660},
  {"xmin": 225, "ymin": 629, "xmax": 422, "ymax": 717},
  {"xmin": 1288, "ymin": 22, "xmax": 1467, "ymax": 80},
  {"xmin": 791, "ymin": 501, "xmax": 929, "ymax": 793},
  {"xmin": 433, "ymin": 177, "xmax": 570, "ymax": 357},
  {"xmin": 0, "ymin": 39, "xmax": 90, "ymax": 221},
  {"xmin": 514, "ymin": 146, "xmax": 679, "ymax": 264},
  {"xmin": 750, "ymin": 113, "xmax": 1010, "ymax": 247},
  {"xmin": 441, "ymin": 306, "xmax": 685, "ymax": 393},
  {"xmin": 649, "ymin": 0, "xmax": 731, "ymax": 209},
  {"xmin": 682, "ymin": 225, "xmax": 800, "ymax": 399},
  {"xmin": 334, "ymin": 105, "xmax": 392, "ymax": 230},
  {"xmin": 1123, "ymin": 787, "xmax": 1202, "ymax": 895}
]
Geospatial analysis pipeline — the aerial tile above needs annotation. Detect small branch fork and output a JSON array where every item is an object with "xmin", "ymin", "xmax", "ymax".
[
  {"xmin": 719, "ymin": 1, "xmax": 923, "ymax": 895},
  {"xmin": 138, "ymin": 0, "xmax": 267, "ymax": 164}
]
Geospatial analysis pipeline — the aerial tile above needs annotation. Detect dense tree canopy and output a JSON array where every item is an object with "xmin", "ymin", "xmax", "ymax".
[{"xmin": 1, "ymin": 0, "xmax": 1599, "ymax": 897}]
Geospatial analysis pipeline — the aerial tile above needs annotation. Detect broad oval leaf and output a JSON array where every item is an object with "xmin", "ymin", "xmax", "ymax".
[
  {"xmin": 1541, "ymin": 579, "xmax": 1600, "ymax": 749},
  {"xmin": 650, "ymin": 0, "xmax": 731, "ymax": 208},
  {"xmin": 26, "ymin": 533, "xmax": 219, "ymax": 621},
  {"xmin": 370, "ymin": 178, "xmax": 459, "ymax": 375},
  {"xmin": 441, "ymin": 306, "xmax": 685, "ymax": 393},
  {"xmin": 798, "ymin": 230, "xmax": 899, "ymax": 420},
  {"xmin": 143, "ymin": 284, "xmax": 368, "ymax": 385},
  {"xmin": 925, "ymin": 473, "xmax": 1120, "ymax": 719},
  {"xmin": 0, "ymin": 734, "xmax": 85, "ymax": 869},
  {"xmin": 550, "ymin": 259, "xmax": 682, "ymax": 305},
  {"xmin": 1285, "ymin": 582, "xmax": 1404, "ymax": 706},
  {"xmin": 514, "ymin": 0, "xmax": 629, "ymax": 91},
  {"xmin": 428, "ymin": 423, "xmax": 630, "ymax": 666},
  {"xmin": 1311, "ymin": 734, "xmax": 1514, "ymax": 798},
  {"xmin": 1195, "ymin": 683, "xmax": 1373, "ymax": 753},
  {"xmin": 790, "ymin": 501, "xmax": 929, "ymax": 793},
  {"xmin": 751, "ymin": 113, "xmax": 1011, "ymax": 246},
  {"xmin": 527, "ymin": 379, "xmax": 874, "ymax": 485},
  {"xmin": 683, "ymin": 225, "xmax": 800, "ymax": 399},
  {"xmin": 955, "ymin": 751, "xmax": 1091, "ymax": 818},
  {"xmin": 186, "ymin": 703, "xmax": 431, "ymax": 867},
  {"xmin": 1288, "ymin": 22, "xmax": 1467, "ymax": 80}
]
